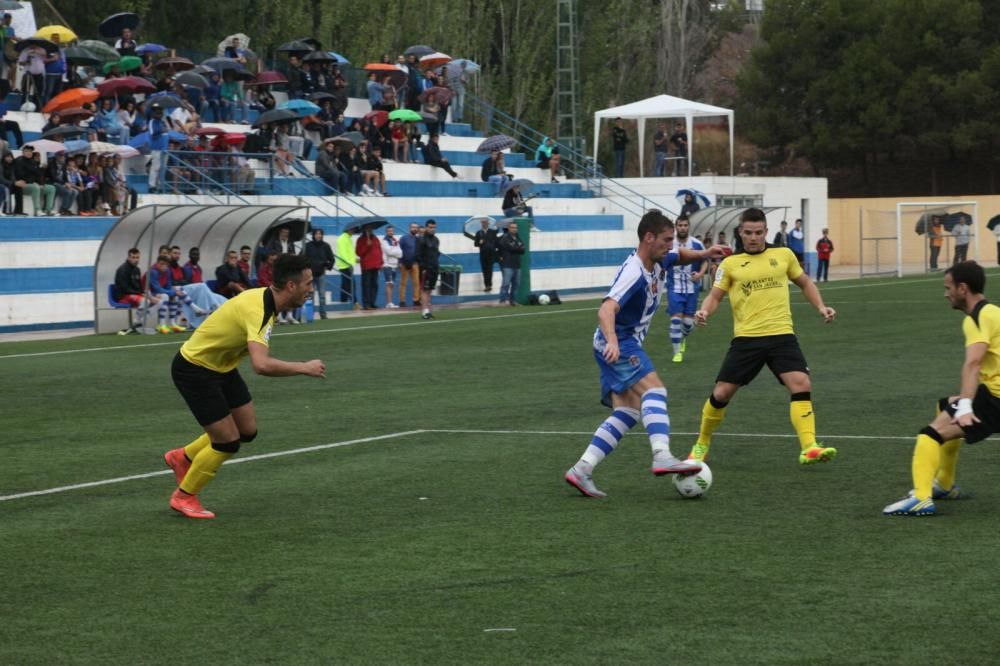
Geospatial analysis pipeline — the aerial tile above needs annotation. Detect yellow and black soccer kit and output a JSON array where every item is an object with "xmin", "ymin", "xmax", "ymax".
[
  {"xmin": 172, "ymin": 287, "xmax": 277, "ymax": 426},
  {"xmin": 940, "ymin": 301, "xmax": 1000, "ymax": 443}
]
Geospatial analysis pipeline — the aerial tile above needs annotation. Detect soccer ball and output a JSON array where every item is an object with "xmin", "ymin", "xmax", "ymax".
[
  {"xmin": 537, "ymin": 293, "xmax": 551, "ymax": 305},
  {"xmin": 672, "ymin": 462, "xmax": 713, "ymax": 498}
]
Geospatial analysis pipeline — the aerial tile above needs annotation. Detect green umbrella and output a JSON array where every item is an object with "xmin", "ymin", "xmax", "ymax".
[
  {"xmin": 103, "ymin": 55, "xmax": 142, "ymax": 74},
  {"xmin": 78, "ymin": 39, "xmax": 120, "ymax": 64},
  {"xmin": 388, "ymin": 108, "xmax": 422, "ymax": 123}
]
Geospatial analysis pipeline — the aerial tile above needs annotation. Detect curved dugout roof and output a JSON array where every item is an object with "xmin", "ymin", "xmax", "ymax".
[
  {"xmin": 93, "ymin": 204, "xmax": 309, "ymax": 333},
  {"xmin": 688, "ymin": 206, "xmax": 786, "ymax": 240}
]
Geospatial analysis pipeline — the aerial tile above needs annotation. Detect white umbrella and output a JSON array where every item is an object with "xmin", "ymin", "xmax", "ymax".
[
  {"xmin": 111, "ymin": 145, "xmax": 141, "ymax": 158},
  {"xmin": 87, "ymin": 141, "xmax": 120, "ymax": 154},
  {"xmin": 26, "ymin": 138, "xmax": 69, "ymax": 154},
  {"xmin": 217, "ymin": 33, "xmax": 251, "ymax": 58}
]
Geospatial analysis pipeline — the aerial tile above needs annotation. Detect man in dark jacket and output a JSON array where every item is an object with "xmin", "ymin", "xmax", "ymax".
[
  {"xmin": 304, "ymin": 228, "xmax": 335, "ymax": 318},
  {"xmin": 214, "ymin": 250, "xmax": 250, "ymax": 297},
  {"xmin": 415, "ymin": 219, "xmax": 440, "ymax": 319},
  {"xmin": 45, "ymin": 152, "xmax": 76, "ymax": 215},
  {"xmin": 113, "ymin": 247, "xmax": 144, "ymax": 307},
  {"xmin": 423, "ymin": 134, "xmax": 458, "ymax": 178},
  {"xmin": 13, "ymin": 144, "xmax": 55, "ymax": 215},
  {"xmin": 398, "ymin": 222, "xmax": 421, "ymax": 307},
  {"xmin": 315, "ymin": 139, "xmax": 345, "ymax": 193},
  {"xmin": 463, "ymin": 218, "xmax": 498, "ymax": 292},
  {"xmin": 498, "ymin": 221, "xmax": 526, "ymax": 306}
]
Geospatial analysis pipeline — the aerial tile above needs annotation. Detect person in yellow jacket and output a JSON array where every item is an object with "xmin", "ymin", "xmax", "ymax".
[{"xmin": 335, "ymin": 225, "xmax": 359, "ymax": 309}]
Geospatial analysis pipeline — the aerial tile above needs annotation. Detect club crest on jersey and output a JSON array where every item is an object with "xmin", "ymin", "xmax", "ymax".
[
  {"xmin": 263, "ymin": 323, "xmax": 273, "ymax": 343},
  {"xmin": 628, "ymin": 355, "xmax": 640, "ymax": 368},
  {"xmin": 770, "ymin": 258, "xmax": 779, "ymax": 267}
]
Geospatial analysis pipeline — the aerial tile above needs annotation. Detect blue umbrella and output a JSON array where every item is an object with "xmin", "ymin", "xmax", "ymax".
[
  {"xmin": 328, "ymin": 51, "xmax": 350, "ymax": 65},
  {"xmin": 136, "ymin": 43, "xmax": 168, "ymax": 54},
  {"xmin": 167, "ymin": 131, "xmax": 189, "ymax": 143},
  {"xmin": 279, "ymin": 99, "xmax": 321, "ymax": 117},
  {"xmin": 129, "ymin": 131, "xmax": 150, "ymax": 149},
  {"xmin": 676, "ymin": 188, "xmax": 711, "ymax": 208},
  {"xmin": 442, "ymin": 58, "xmax": 479, "ymax": 79},
  {"xmin": 63, "ymin": 139, "xmax": 90, "ymax": 154}
]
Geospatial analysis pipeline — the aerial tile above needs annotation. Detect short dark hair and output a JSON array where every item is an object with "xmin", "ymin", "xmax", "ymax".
[
  {"xmin": 676, "ymin": 214, "xmax": 689, "ymax": 223},
  {"xmin": 170, "ymin": 245, "xmax": 180, "ymax": 251},
  {"xmin": 156, "ymin": 254, "xmax": 170, "ymax": 264},
  {"xmin": 946, "ymin": 261, "xmax": 985, "ymax": 294},
  {"xmin": 637, "ymin": 209, "xmax": 673, "ymax": 241},
  {"xmin": 425, "ymin": 219, "xmax": 437, "ymax": 226},
  {"xmin": 273, "ymin": 253, "xmax": 310, "ymax": 287},
  {"xmin": 741, "ymin": 208, "xmax": 767, "ymax": 224},
  {"xmin": 240, "ymin": 245, "xmax": 251, "ymax": 252},
  {"xmin": 128, "ymin": 248, "xmax": 140, "ymax": 255}
]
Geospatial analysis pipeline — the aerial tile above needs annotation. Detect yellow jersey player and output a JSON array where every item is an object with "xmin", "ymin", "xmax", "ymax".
[
  {"xmin": 689, "ymin": 208, "xmax": 838, "ymax": 465},
  {"xmin": 884, "ymin": 261, "xmax": 992, "ymax": 516},
  {"xmin": 164, "ymin": 254, "xmax": 325, "ymax": 519}
]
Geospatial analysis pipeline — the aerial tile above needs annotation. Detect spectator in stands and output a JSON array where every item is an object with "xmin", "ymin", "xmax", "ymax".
[
  {"xmin": 256, "ymin": 249, "xmax": 276, "ymax": 288},
  {"xmin": 381, "ymin": 225, "xmax": 402, "ymax": 308},
  {"xmin": 96, "ymin": 97, "xmax": 130, "ymax": 145},
  {"xmin": 214, "ymin": 249, "xmax": 251, "ymax": 297},
  {"xmin": 481, "ymin": 150, "xmax": 509, "ymax": 192},
  {"xmin": 237, "ymin": 245, "xmax": 253, "ymax": 277},
  {"xmin": 502, "ymin": 181, "xmax": 533, "ymax": 219},
  {"xmin": 390, "ymin": 120, "xmax": 408, "ymax": 162},
  {"xmin": 0, "ymin": 150, "xmax": 19, "ymax": 214},
  {"xmin": 680, "ymin": 192, "xmax": 700, "ymax": 218},
  {"xmin": 652, "ymin": 121, "xmax": 669, "ymax": 177},
  {"xmin": 498, "ymin": 221, "xmax": 526, "ymax": 306},
  {"xmin": 449, "ymin": 61, "xmax": 469, "ymax": 123},
  {"xmin": 421, "ymin": 92, "xmax": 441, "ymax": 137},
  {"xmin": 342, "ymin": 143, "xmax": 364, "ymax": 195},
  {"xmin": 45, "ymin": 152, "xmax": 76, "ymax": 215},
  {"xmin": 464, "ymin": 218, "xmax": 499, "ymax": 292},
  {"xmin": 362, "ymin": 144, "xmax": 387, "ymax": 196},
  {"xmin": 367, "ymin": 72, "xmax": 383, "ymax": 109},
  {"xmin": 316, "ymin": 138, "xmax": 346, "ymax": 193},
  {"xmin": 14, "ymin": 145, "xmax": 54, "ymax": 215},
  {"xmin": 221, "ymin": 70, "xmax": 249, "ymax": 124},
  {"xmin": 183, "ymin": 247, "xmax": 203, "ymax": 284},
  {"xmin": 536, "ymin": 137, "xmax": 561, "ymax": 184},
  {"xmin": 0, "ymin": 93, "xmax": 23, "ymax": 148},
  {"xmin": 423, "ymin": 133, "xmax": 458, "ymax": 178},
  {"xmin": 306, "ymin": 99, "xmax": 336, "ymax": 139},
  {"xmin": 416, "ymin": 219, "xmax": 441, "ymax": 319},
  {"xmin": 40, "ymin": 111, "xmax": 62, "ymax": 136},
  {"xmin": 148, "ymin": 104, "xmax": 168, "ymax": 193},
  {"xmin": 815, "ymin": 228, "xmax": 834, "ymax": 282},
  {"xmin": 335, "ymin": 225, "xmax": 359, "ymax": 309},
  {"xmin": 18, "ymin": 44, "xmax": 46, "ymax": 109},
  {"xmin": 0, "ymin": 14, "xmax": 14, "ymax": 89},
  {"xmin": 117, "ymin": 99, "xmax": 137, "ymax": 135},
  {"xmin": 399, "ymin": 222, "xmax": 421, "ymax": 308},
  {"xmin": 267, "ymin": 225, "xmax": 299, "ymax": 257},
  {"xmin": 305, "ymin": 228, "xmax": 334, "ymax": 319},
  {"xmin": 406, "ymin": 121, "xmax": 422, "ymax": 162},
  {"xmin": 286, "ymin": 54, "xmax": 304, "ymax": 99},
  {"xmin": 300, "ymin": 61, "xmax": 318, "ymax": 98},
  {"xmin": 669, "ymin": 122, "xmax": 688, "ymax": 176},
  {"xmin": 223, "ymin": 37, "xmax": 248, "ymax": 65},
  {"xmin": 42, "ymin": 34, "xmax": 66, "ymax": 106},
  {"xmin": 115, "ymin": 28, "xmax": 137, "ymax": 56},
  {"xmin": 113, "ymin": 247, "xmax": 144, "ymax": 308},
  {"xmin": 356, "ymin": 223, "xmax": 384, "ymax": 310},
  {"xmin": 380, "ymin": 76, "xmax": 397, "ymax": 111},
  {"xmin": 788, "ymin": 218, "xmax": 805, "ymax": 266},
  {"xmin": 227, "ymin": 145, "xmax": 255, "ymax": 195},
  {"xmin": 203, "ymin": 72, "xmax": 224, "ymax": 122},
  {"xmin": 65, "ymin": 156, "xmax": 92, "ymax": 215},
  {"xmin": 406, "ymin": 55, "xmax": 423, "ymax": 112},
  {"xmin": 611, "ymin": 117, "xmax": 628, "ymax": 178},
  {"xmin": 773, "ymin": 220, "xmax": 789, "ymax": 247},
  {"xmin": 0, "ymin": 150, "xmax": 10, "ymax": 212}
]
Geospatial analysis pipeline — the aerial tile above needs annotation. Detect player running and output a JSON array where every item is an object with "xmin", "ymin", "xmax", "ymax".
[
  {"xmin": 565, "ymin": 210, "xmax": 723, "ymax": 497},
  {"xmin": 883, "ymin": 261, "xmax": 990, "ymax": 516},
  {"xmin": 665, "ymin": 214, "xmax": 705, "ymax": 363},
  {"xmin": 688, "ymin": 208, "xmax": 838, "ymax": 465},
  {"xmin": 164, "ymin": 254, "xmax": 326, "ymax": 519}
]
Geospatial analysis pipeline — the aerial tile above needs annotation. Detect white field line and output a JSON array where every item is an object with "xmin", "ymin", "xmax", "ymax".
[{"xmin": 0, "ymin": 427, "xmax": 911, "ymax": 504}]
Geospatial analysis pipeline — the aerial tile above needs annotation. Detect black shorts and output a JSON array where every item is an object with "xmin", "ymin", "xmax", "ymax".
[
  {"xmin": 716, "ymin": 334, "xmax": 809, "ymax": 386},
  {"xmin": 171, "ymin": 352, "xmax": 252, "ymax": 426},
  {"xmin": 422, "ymin": 269, "xmax": 439, "ymax": 291},
  {"xmin": 941, "ymin": 384, "xmax": 1000, "ymax": 444}
]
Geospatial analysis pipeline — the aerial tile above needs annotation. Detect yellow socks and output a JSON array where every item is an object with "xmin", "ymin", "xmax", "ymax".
[
  {"xmin": 180, "ymin": 444, "xmax": 235, "ymax": 496},
  {"xmin": 789, "ymin": 393, "xmax": 816, "ymax": 450},
  {"xmin": 912, "ymin": 431, "xmax": 942, "ymax": 501},
  {"xmin": 934, "ymin": 438, "xmax": 961, "ymax": 491},
  {"xmin": 697, "ymin": 395, "xmax": 728, "ymax": 453},
  {"xmin": 183, "ymin": 433, "xmax": 211, "ymax": 461}
]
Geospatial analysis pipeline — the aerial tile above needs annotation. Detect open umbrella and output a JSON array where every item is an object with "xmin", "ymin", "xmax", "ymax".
[
  {"xmin": 303, "ymin": 51, "xmax": 334, "ymax": 63},
  {"xmin": 247, "ymin": 71, "xmax": 287, "ymax": 86},
  {"xmin": 216, "ymin": 33, "xmax": 251, "ymax": 57},
  {"xmin": 87, "ymin": 141, "xmax": 121, "ymax": 154},
  {"xmin": 293, "ymin": 37, "xmax": 323, "ymax": 50},
  {"xmin": 153, "ymin": 57, "xmax": 194, "ymax": 71},
  {"xmin": 98, "ymin": 76, "xmax": 155, "ymax": 97},
  {"xmin": 175, "ymin": 71, "xmax": 209, "ymax": 89},
  {"xmin": 503, "ymin": 178, "xmax": 533, "ymax": 192},
  {"xmin": 78, "ymin": 40, "xmax": 120, "ymax": 63},
  {"xmin": 99, "ymin": 12, "xmax": 140, "ymax": 39},
  {"xmin": 34, "ymin": 25, "xmax": 77, "ymax": 43},
  {"xmin": 0, "ymin": 1, "xmax": 23, "ymax": 10},
  {"xmin": 377, "ymin": 70, "xmax": 408, "ymax": 90},
  {"xmin": 346, "ymin": 216, "xmax": 388, "ymax": 233},
  {"xmin": 328, "ymin": 135, "xmax": 355, "ymax": 150},
  {"xmin": 15, "ymin": 38, "xmax": 58, "ymax": 54},
  {"xmin": 63, "ymin": 139, "xmax": 91, "ymax": 154},
  {"xmin": 252, "ymin": 109, "xmax": 298, "ymax": 128},
  {"xmin": 194, "ymin": 127, "xmax": 226, "ymax": 135},
  {"xmin": 58, "ymin": 107, "xmax": 94, "ymax": 123},
  {"xmin": 477, "ymin": 134, "xmax": 516, "ymax": 153},
  {"xmin": 364, "ymin": 110, "xmax": 388, "ymax": 128},
  {"xmin": 103, "ymin": 56, "xmax": 142, "ymax": 74},
  {"xmin": 27, "ymin": 139, "xmax": 69, "ymax": 154},
  {"xmin": 43, "ymin": 88, "xmax": 99, "ymax": 114},
  {"xmin": 341, "ymin": 131, "xmax": 364, "ymax": 146},
  {"xmin": 64, "ymin": 46, "xmax": 101, "ymax": 66},
  {"xmin": 364, "ymin": 63, "xmax": 399, "ymax": 72},
  {"xmin": 988, "ymin": 215, "xmax": 1000, "ymax": 231},
  {"xmin": 419, "ymin": 86, "xmax": 453, "ymax": 104},
  {"xmin": 112, "ymin": 145, "xmax": 141, "ymax": 158},
  {"xmin": 388, "ymin": 108, "xmax": 422, "ymax": 123},
  {"xmin": 463, "ymin": 216, "xmax": 497, "ymax": 235},
  {"xmin": 277, "ymin": 40, "xmax": 314, "ymax": 53},
  {"xmin": 279, "ymin": 99, "xmax": 321, "ymax": 118},
  {"xmin": 675, "ymin": 188, "xmax": 711, "ymax": 208},
  {"xmin": 230, "ymin": 68, "xmax": 255, "ymax": 81},
  {"xmin": 166, "ymin": 131, "xmax": 189, "ymax": 144},
  {"xmin": 308, "ymin": 92, "xmax": 336, "ymax": 103},
  {"xmin": 146, "ymin": 92, "xmax": 183, "ymax": 109},
  {"xmin": 136, "ymin": 43, "xmax": 168, "ymax": 54},
  {"xmin": 202, "ymin": 57, "xmax": 243, "ymax": 72},
  {"xmin": 42, "ymin": 125, "xmax": 87, "ymax": 139},
  {"xmin": 212, "ymin": 133, "xmax": 247, "ymax": 147},
  {"xmin": 495, "ymin": 218, "xmax": 518, "ymax": 232},
  {"xmin": 403, "ymin": 45, "xmax": 435, "ymax": 57},
  {"xmin": 419, "ymin": 52, "xmax": 452, "ymax": 70},
  {"xmin": 328, "ymin": 51, "xmax": 350, "ymax": 65},
  {"xmin": 191, "ymin": 64, "xmax": 216, "ymax": 76}
]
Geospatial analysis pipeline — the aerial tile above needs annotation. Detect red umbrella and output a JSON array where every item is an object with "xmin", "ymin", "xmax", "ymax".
[
  {"xmin": 153, "ymin": 57, "xmax": 194, "ymax": 71},
  {"xmin": 58, "ymin": 107, "xmax": 95, "ymax": 123},
  {"xmin": 194, "ymin": 127, "xmax": 226, "ymax": 135},
  {"xmin": 212, "ymin": 133, "xmax": 247, "ymax": 147},
  {"xmin": 419, "ymin": 86, "xmax": 453, "ymax": 104},
  {"xmin": 364, "ymin": 63, "xmax": 400, "ymax": 72},
  {"xmin": 419, "ymin": 52, "xmax": 452, "ymax": 70},
  {"xmin": 97, "ymin": 76, "xmax": 156, "ymax": 97},
  {"xmin": 43, "ymin": 88, "xmax": 99, "ymax": 114},
  {"xmin": 247, "ymin": 70, "xmax": 288, "ymax": 87},
  {"xmin": 364, "ymin": 110, "xmax": 388, "ymax": 128}
]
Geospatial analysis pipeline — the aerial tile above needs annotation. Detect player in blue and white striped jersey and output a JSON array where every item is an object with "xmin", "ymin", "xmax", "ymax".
[
  {"xmin": 665, "ymin": 215, "xmax": 706, "ymax": 363},
  {"xmin": 565, "ymin": 210, "xmax": 723, "ymax": 498}
]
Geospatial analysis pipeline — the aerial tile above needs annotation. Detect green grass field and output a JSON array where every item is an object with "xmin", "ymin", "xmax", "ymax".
[{"xmin": 3, "ymin": 272, "xmax": 1000, "ymax": 665}]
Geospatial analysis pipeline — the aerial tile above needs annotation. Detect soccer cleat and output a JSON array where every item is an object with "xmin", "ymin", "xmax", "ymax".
[
  {"xmin": 565, "ymin": 466, "xmax": 606, "ymax": 497},
  {"xmin": 687, "ymin": 442, "xmax": 710, "ymax": 463},
  {"xmin": 163, "ymin": 447, "xmax": 192, "ymax": 486},
  {"xmin": 932, "ymin": 481, "xmax": 974, "ymax": 500},
  {"xmin": 882, "ymin": 495, "xmax": 936, "ymax": 516},
  {"xmin": 651, "ymin": 454, "xmax": 702, "ymax": 476},
  {"xmin": 421, "ymin": 312, "xmax": 434, "ymax": 320},
  {"xmin": 169, "ymin": 323, "xmax": 187, "ymax": 333},
  {"xmin": 799, "ymin": 444, "xmax": 837, "ymax": 465},
  {"xmin": 680, "ymin": 339, "xmax": 687, "ymax": 353},
  {"xmin": 156, "ymin": 324, "xmax": 172, "ymax": 334},
  {"xmin": 672, "ymin": 352, "xmax": 683, "ymax": 363},
  {"xmin": 169, "ymin": 489, "xmax": 215, "ymax": 519}
]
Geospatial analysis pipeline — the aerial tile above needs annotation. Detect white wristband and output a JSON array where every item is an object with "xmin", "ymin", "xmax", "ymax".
[{"xmin": 955, "ymin": 398, "xmax": 973, "ymax": 418}]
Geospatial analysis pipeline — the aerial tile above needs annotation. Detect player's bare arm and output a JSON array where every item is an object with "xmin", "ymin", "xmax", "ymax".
[
  {"xmin": 694, "ymin": 287, "xmax": 726, "ymax": 326},
  {"xmin": 248, "ymin": 342, "xmax": 326, "ymax": 378},
  {"xmin": 677, "ymin": 244, "xmax": 726, "ymax": 265},
  {"xmin": 792, "ymin": 273, "xmax": 836, "ymax": 323},
  {"xmin": 598, "ymin": 299, "xmax": 621, "ymax": 362},
  {"xmin": 954, "ymin": 342, "xmax": 987, "ymax": 427}
]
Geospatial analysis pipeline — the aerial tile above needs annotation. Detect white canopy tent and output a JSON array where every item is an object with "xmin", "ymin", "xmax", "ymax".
[{"xmin": 593, "ymin": 94, "xmax": 734, "ymax": 178}]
